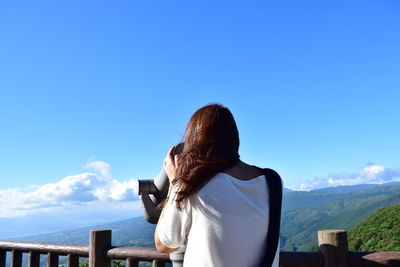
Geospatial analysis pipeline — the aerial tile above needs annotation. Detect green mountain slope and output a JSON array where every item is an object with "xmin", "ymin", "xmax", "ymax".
[
  {"xmin": 348, "ymin": 205, "xmax": 400, "ymax": 252},
  {"xmin": 281, "ymin": 182, "xmax": 400, "ymax": 251}
]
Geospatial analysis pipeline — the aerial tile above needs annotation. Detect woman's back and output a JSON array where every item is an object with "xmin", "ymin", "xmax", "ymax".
[
  {"xmin": 157, "ymin": 166, "xmax": 280, "ymax": 266},
  {"xmin": 186, "ymin": 171, "xmax": 269, "ymax": 266}
]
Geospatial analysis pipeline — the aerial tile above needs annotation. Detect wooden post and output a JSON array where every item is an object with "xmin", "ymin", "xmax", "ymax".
[
  {"xmin": 318, "ymin": 230, "xmax": 348, "ymax": 267},
  {"xmin": 89, "ymin": 230, "xmax": 112, "ymax": 267},
  {"xmin": 48, "ymin": 252, "xmax": 59, "ymax": 267},
  {"xmin": 68, "ymin": 254, "xmax": 80, "ymax": 267},
  {"xmin": 152, "ymin": 260, "xmax": 165, "ymax": 267},
  {"xmin": 0, "ymin": 250, "xmax": 6, "ymax": 267},
  {"xmin": 11, "ymin": 250, "xmax": 22, "ymax": 267},
  {"xmin": 29, "ymin": 252, "xmax": 40, "ymax": 267},
  {"xmin": 126, "ymin": 258, "xmax": 139, "ymax": 267}
]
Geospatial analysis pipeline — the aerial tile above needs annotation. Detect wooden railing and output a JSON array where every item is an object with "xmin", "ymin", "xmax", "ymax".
[
  {"xmin": 0, "ymin": 230, "xmax": 170, "ymax": 267},
  {"xmin": 1, "ymin": 229, "xmax": 400, "ymax": 267}
]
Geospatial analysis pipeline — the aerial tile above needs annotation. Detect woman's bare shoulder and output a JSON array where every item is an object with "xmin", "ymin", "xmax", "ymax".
[{"xmin": 223, "ymin": 161, "xmax": 262, "ymax": 180}]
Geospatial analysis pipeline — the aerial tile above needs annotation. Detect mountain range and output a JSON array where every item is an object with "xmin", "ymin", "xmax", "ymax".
[
  {"xmin": 281, "ymin": 182, "xmax": 400, "ymax": 250},
  {"xmin": 3, "ymin": 182, "xmax": 400, "ymax": 252},
  {"xmin": 12, "ymin": 216, "xmax": 156, "ymax": 247}
]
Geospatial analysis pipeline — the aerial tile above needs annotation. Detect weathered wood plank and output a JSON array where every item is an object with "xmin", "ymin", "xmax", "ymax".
[
  {"xmin": 48, "ymin": 253, "xmax": 59, "ymax": 267},
  {"xmin": 0, "ymin": 241, "xmax": 88, "ymax": 256},
  {"xmin": 68, "ymin": 254, "xmax": 80, "ymax": 267},
  {"xmin": 29, "ymin": 252, "xmax": 40, "ymax": 267},
  {"xmin": 107, "ymin": 247, "xmax": 170, "ymax": 261},
  {"xmin": 348, "ymin": 252, "xmax": 400, "ymax": 267},
  {"xmin": 89, "ymin": 230, "xmax": 111, "ymax": 267},
  {"xmin": 11, "ymin": 250, "xmax": 22, "ymax": 267},
  {"xmin": 126, "ymin": 258, "xmax": 139, "ymax": 267},
  {"xmin": 0, "ymin": 250, "xmax": 6, "ymax": 267},
  {"xmin": 279, "ymin": 252, "xmax": 322, "ymax": 267}
]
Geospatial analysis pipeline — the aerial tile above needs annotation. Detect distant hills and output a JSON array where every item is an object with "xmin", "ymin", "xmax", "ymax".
[
  {"xmin": 348, "ymin": 204, "xmax": 400, "ymax": 252},
  {"xmin": 13, "ymin": 216, "xmax": 156, "ymax": 247},
  {"xmin": 281, "ymin": 182, "xmax": 400, "ymax": 251},
  {"xmin": 4, "ymin": 182, "xmax": 400, "ymax": 252}
]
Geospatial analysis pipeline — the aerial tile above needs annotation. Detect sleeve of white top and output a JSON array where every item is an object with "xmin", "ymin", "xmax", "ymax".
[{"xmin": 156, "ymin": 185, "xmax": 192, "ymax": 249}]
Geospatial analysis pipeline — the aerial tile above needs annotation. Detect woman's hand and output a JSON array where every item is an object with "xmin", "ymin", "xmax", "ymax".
[{"xmin": 163, "ymin": 146, "xmax": 180, "ymax": 183}]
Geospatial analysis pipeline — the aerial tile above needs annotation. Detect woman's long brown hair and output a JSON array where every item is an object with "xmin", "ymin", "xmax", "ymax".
[{"xmin": 172, "ymin": 104, "xmax": 240, "ymax": 209}]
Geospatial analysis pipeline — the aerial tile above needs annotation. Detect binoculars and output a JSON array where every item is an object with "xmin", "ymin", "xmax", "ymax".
[{"xmin": 136, "ymin": 143, "xmax": 184, "ymax": 224}]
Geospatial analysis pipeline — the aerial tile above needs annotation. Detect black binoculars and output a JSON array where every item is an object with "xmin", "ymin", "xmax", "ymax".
[{"xmin": 136, "ymin": 143, "xmax": 184, "ymax": 224}]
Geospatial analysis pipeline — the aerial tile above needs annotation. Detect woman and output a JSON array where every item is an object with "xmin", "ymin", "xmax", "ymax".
[{"xmin": 155, "ymin": 104, "xmax": 281, "ymax": 267}]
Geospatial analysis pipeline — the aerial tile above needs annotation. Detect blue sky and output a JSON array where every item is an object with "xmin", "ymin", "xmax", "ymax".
[{"xmin": 0, "ymin": 0, "xmax": 399, "ymax": 222}]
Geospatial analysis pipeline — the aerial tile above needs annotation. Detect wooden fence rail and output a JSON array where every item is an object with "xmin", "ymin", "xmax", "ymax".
[{"xmin": 0, "ymin": 229, "xmax": 400, "ymax": 267}]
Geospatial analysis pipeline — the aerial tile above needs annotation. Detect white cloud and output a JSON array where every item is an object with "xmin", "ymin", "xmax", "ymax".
[
  {"xmin": 296, "ymin": 164, "xmax": 400, "ymax": 191},
  {"xmin": 92, "ymin": 179, "xmax": 139, "ymax": 202},
  {"xmin": 0, "ymin": 161, "xmax": 141, "ymax": 218},
  {"xmin": 85, "ymin": 159, "xmax": 113, "ymax": 179},
  {"xmin": 364, "ymin": 164, "xmax": 385, "ymax": 176}
]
